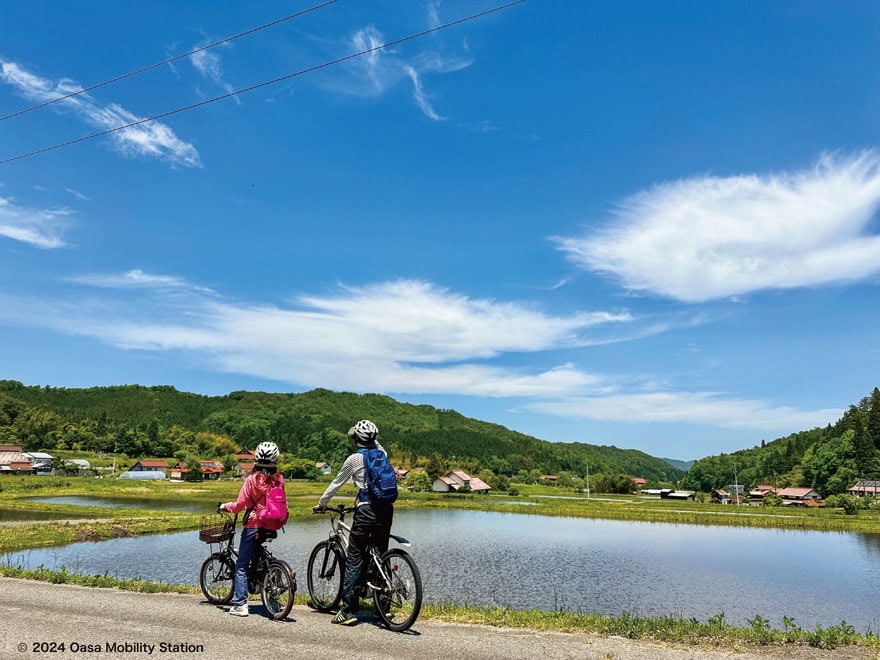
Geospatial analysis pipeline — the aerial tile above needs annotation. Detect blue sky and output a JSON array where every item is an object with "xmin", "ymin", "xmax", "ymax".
[{"xmin": 2, "ymin": 1, "xmax": 879, "ymax": 461}]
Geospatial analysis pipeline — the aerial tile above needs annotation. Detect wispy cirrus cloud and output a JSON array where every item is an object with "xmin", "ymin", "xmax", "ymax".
[
  {"xmin": 68, "ymin": 269, "xmax": 203, "ymax": 290},
  {"xmin": 189, "ymin": 44, "xmax": 240, "ymax": 105},
  {"xmin": 327, "ymin": 20, "xmax": 472, "ymax": 121},
  {"xmin": 524, "ymin": 392, "xmax": 841, "ymax": 433},
  {"xmin": 555, "ymin": 152, "xmax": 880, "ymax": 302},
  {"xmin": 0, "ymin": 196, "xmax": 71, "ymax": 248},
  {"xmin": 0, "ymin": 275, "xmax": 834, "ymax": 432},
  {"xmin": 0, "ymin": 58, "xmax": 201, "ymax": 167},
  {"xmin": 0, "ymin": 278, "xmax": 628, "ymax": 398}
]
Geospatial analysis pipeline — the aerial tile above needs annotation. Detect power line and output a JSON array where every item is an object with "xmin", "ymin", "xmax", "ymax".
[
  {"xmin": 0, "ymin": 0, "xmax": 340, "ymax": 123},
  {"xmin": 0, "ymin": 0, "xmax": 525, "ymax": 167}
]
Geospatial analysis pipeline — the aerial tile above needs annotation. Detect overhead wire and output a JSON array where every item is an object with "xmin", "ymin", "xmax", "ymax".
[
  {"xmin": 0, "ymin": 0, "xmax": 525, "ymax": 167},
  {"xmin": 0, "ymin": 0, "xmax": 340, "ymax": 123}
]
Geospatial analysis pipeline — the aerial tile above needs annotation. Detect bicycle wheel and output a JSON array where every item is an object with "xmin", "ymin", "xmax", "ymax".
[
  {"xmin": 373, "ymin": 548, "xmax": 422, "ymax": 632},
  {"xmin": 307, "ymin": 541, "xmax": 344, "ymax": 612},
  {"xmin": 200, "ymin": 554, "xmax": 235, "ymax": 604},
  {"xmin": 261, "ymin": 560, "xmax": 295, "ymax": 620}
]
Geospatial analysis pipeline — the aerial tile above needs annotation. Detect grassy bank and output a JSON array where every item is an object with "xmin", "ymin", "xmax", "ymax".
[{"xmin": 0, "ymin": 566, "xmax": 874, "ymax": 652}]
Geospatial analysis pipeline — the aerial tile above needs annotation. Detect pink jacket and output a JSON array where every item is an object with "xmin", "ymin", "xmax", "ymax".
[{"xmin": 222, "ymin": 471, "xmax": 284, "ymax": 529}]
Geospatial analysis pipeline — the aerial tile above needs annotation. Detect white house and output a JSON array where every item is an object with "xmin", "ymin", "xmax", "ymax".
[
  {"xmin": 432, "ymin": 470, "xmax": 491, "ymax": 494},
  {"xmin": 315, "ymin": 462, "xmax": 332, "ymax": 475},
  {"xmin": 23, "ymin": 452, "xmax": 54, "ymax": 474}
]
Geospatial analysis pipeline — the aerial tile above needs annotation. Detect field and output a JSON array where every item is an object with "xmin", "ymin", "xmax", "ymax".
[{"xmin": 1, "ymin": 476, "xmax": 879, "ymax": 651}]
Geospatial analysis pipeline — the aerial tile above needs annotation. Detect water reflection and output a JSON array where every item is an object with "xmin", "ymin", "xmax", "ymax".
[{"xmin": 3, "ymin": 508, "xmax": 879, "ymax": 632}]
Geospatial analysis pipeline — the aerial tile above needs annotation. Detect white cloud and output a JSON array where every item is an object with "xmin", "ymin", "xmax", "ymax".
[
  {"xmin": 524, "ymin": 392, "xmax": 841, "ymax": 432},
  {"xmin": 190, "ymin": 45, "xmax": 240, "ymax": 105},
  {"xmin": 328, "ymin": 24, "xmax": 472, "ymax": 121},
  {"xmin": 0, "ymin": 59, "xmax": 201, "ymax": 168},
  {"xmin": 68, "ymin": 269, "xmax": 193, "ymax": 289},
  {"xmin": 0, "ymin": 196, "xmax": 71, "ymax": 248},
  {"xmin": 556, "ymin": 152, "xmax": 880, "ymax": 302},
  {"xmin": 0, "ymin": 279, "xmax": 626, "ymax": 398},
  {"xmin": 0, "ymin": 276, "xmax": 836, "ymax": 433}
]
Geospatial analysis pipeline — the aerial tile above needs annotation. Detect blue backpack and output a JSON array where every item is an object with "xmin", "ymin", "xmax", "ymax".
[{"xmin": 358, "ymin": 448, "xmax": 398, "ymax": 504}]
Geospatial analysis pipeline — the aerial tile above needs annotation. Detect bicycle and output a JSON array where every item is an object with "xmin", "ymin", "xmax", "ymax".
[
  {"xmin": 307, "ymin": 503, "xmax": 422, "ymax": 632},
  {"xmin": 198, "ymin": 509, "xmax": 296, "ymax": 620}
]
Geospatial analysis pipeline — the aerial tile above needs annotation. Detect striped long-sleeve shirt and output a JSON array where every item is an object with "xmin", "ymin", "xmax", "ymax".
[{"xmin": 318, "ymin": 442, "xmax": 386, "ymax": 508}]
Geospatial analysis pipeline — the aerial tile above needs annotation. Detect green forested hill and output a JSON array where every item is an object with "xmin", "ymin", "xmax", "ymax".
[
  {"xmin": 681, "ymin": 387, "xmax": 880, "ymax": 497},
  {"xmin": 0, "ymin": 380, "xmax": 682, "ymax": 483}
]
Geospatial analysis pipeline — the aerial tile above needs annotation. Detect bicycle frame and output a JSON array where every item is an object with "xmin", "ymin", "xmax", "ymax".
[
  {"xmin": 325, "ymin": 504, "xmax": 411, "ymax": 552},
  {"xmin": 210, "ymin": 512, "xmax": 283, "ymax": 590}
]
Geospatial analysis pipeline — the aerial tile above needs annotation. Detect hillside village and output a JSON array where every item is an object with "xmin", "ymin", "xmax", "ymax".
[
  {"xmin": 0, "ymin": 444, "xmax": 493, "ymax": 494},
  {"xmin": 5, "ymin": 442, "xmax": 880, "ymax": 508}
]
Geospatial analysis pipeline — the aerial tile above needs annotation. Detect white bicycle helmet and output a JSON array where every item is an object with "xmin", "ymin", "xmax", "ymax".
[
  {"xmin": 349, "ymin": 419, "xmax": 379, "ymax": 445},
  {"xmin": 254, "ymin": 441, "xmax": 279, "ymax": 465}
]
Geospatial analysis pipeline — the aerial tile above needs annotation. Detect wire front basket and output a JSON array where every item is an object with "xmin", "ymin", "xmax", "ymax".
[{"xmin": 199, "ymin": 513, "xmax": 234, "ymax": 543}]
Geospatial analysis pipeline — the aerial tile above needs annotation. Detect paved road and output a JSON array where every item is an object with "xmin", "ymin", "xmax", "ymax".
[{"xmin": 0, "ymin": 578, "xmax": 869, "ymax": 659}]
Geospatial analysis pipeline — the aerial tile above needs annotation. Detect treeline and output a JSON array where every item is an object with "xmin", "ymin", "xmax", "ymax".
[
  {"xmin": 0, "ymin": 381, "xmax": 683, "ymax": 483},
  {"xmin": 681, "ymin": 387, "xmax": 880, "ymax": 497}
]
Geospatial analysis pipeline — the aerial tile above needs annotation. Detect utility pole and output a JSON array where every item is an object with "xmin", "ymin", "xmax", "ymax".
[
  {"xmin": 585, "ymin": 462, "xmax": 591, "ymax": 499},
  {"xmin": 733, "ymin": 463, "xmax": 740, "ymax": 507}
]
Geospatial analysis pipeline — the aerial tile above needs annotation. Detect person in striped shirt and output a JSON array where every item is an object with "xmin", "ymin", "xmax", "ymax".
[{"xmin": 313, "ymin": 419, "xmax": 393, "ymax": 625}]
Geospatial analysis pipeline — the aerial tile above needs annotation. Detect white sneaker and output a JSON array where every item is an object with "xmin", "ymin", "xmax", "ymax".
[{"xmin": 228, "ymin": 604, "xmax": 249, "ymax": 617}]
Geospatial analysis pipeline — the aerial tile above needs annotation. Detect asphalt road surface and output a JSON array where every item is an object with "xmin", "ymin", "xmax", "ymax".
[{"xmin": 0, "ymin": 578, "xmax": 869, "ymax": 660}]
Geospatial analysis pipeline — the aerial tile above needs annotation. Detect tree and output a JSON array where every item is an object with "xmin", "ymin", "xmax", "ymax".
[
  {"xmin": 409, "ymin": 471, "xmax": 433, "ymax": 492},
  {"xmin": 426, "ymin": 454, "xmax": 447, "ymax": 481},
  {"xmin": 868, "ymin": 388, "xmax": 880, "ymax": 449}
]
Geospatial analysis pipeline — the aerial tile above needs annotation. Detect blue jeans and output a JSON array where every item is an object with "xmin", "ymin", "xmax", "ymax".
[{"xmin": 233, "ymin": 527, "xmax": 260, "ymax": 606}]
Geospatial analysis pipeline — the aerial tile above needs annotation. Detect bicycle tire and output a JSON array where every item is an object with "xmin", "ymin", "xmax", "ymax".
[
  {"xmin": 199, "ymin": 553, "xmax": 235, "ymax": 604},
  {"xmin": 261, "ymin": 560, "xmax": 295, "ymax": 620},
  {"xmin": 373, "ymin": 548, "xmax": 422, "ymax": 632},
  {"xmin": 307, "ymin": 540, "xmax": 345, "ymax": 612}
]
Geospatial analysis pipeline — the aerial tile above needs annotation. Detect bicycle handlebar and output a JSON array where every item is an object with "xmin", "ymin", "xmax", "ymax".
[{"xmin": 312, "ymin": 503, "xmax": 356, "ymax": 515}]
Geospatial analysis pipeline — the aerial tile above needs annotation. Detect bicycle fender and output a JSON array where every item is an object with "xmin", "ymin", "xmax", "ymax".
[{"xmin": 389, "ymin": 533, "xmax": 410, "ymax": 546}]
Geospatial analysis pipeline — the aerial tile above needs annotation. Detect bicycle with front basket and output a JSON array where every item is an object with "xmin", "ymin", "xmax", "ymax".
[
  {"xmin": 198, "ymin": 509, "xmax": 296, "ymax": 620},
  {"xmin": 307, "ymin": 504, "xmax": 422, "ymax": 632}
]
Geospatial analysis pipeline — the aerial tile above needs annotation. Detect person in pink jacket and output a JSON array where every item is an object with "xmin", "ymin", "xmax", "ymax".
[{"xmin": 219, "ymin": 441, "xmax": 283, "ymax": 617}]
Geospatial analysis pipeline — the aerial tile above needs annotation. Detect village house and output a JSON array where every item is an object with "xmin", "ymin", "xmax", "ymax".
[
  {"xmin": 711, "ymin": 488, "xmax": 730, "ymax": 504},
  {"xmin": 315, "ymin": 461, "xmax": 332, "ymax": 475},
  {"xmin": 631, "ymin": 477, "xmax": 647, "ymax": 491},
  {"xmin": 540, "ymin": 474, "xmax": 558, "ymax": 484},
  {"xmin": 660, "ymin": 489, "xmax": 696, "ymax": 501},
  {"xmin": 23, "ymin": 451, "xmax": 54, "ymax": 475},
  {"xmin": 776, "ymin": 487, "xmax": 824, "ymax": 507},
  {"xmin": 169, "ymin": 461, "xmax": 190, "ymax": 481},
  {"xmin": 0, "ymin": 445, "xmax": 33, "ymax": 475},
  {"xmin": 432, "ymin": 470, "xmax": 491, "ymax": 494},
  {"xmin": 200, "ymin": 460, "xmax": 224, "ymax": 480},
  {"xmin": 749, "ymin": 484, "xmax": 776, "ymax": 501},
  {"xmin": 234, "ymin": 449, "xmax": 255, "ymax": 478},
  {"xmin": 130, "ymin": 459, "xmax": 170, "ymax": 476},
  {"xmin": 848, "ymin": 480, "xmax": 880, "ymax": 497},
  {"xmin": 394, "ymin": 467, "xmax": 409, "ymax": 480},
  {"xmin": 233, "ymin": 460, "xmax": 254, "ymax": 478}
]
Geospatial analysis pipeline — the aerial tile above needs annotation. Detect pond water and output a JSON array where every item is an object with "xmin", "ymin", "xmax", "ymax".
[{"xmin": 3, "ymin": 507, "xmax": 879, "ymax": 632}]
